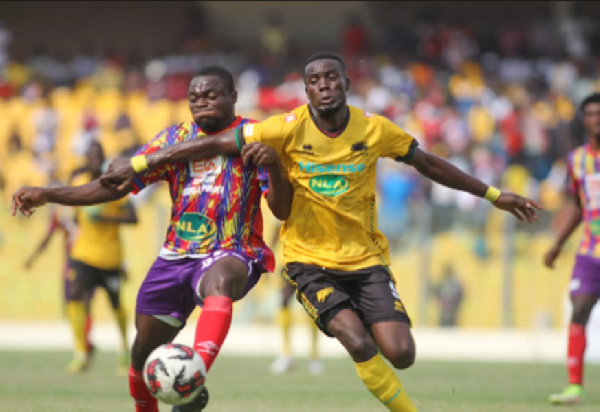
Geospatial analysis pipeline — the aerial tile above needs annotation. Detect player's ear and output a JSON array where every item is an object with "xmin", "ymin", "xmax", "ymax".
[
  {"xmin": 231, "ymin": 90, "xmax": 238, "ymax": 104},
  {"xmin": 345, "ymin": 76, "xmax": 351, "ymax": 92}
]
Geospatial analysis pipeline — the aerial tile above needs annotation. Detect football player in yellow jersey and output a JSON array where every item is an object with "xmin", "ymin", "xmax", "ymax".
[
  {"xmin": 67, "ymin": 140, "xmax": 138, "ymax": 374},
  {"xmin": 99, "ymin": 52, "xmax": 541, "ymax": 411}
]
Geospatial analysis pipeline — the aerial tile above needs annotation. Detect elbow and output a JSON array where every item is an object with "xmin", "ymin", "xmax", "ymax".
[
  {"xmin": 274, "ymin": 208, "xmax": 291, "ymax": 221},
  {"xmin": 270, "ymin": 203, "xmax": 291, "ymax": 221}
]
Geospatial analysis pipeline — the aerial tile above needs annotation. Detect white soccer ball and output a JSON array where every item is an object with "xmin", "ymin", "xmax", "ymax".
[{"xmin": 143, "ymin": 343, "xmax": 206, "ymax": 405}]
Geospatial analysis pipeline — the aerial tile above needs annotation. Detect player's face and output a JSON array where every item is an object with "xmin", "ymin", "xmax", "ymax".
[
  {"xmin": 304, "ymin": 59, "xmax": 349, "ymax": 117},
  {"xmin": 188, "ymin": 75, "xmax": 237, "ymax": 133},
  {"xmin": 86, "ymin": 143, "xmax": 105, "ymax": 173},
  {"xmin": 583, "ymin": 102, "xmax": 600, "ymax": 138}
]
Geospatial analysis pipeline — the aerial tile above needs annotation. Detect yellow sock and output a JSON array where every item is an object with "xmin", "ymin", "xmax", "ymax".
[
  {"xmin": 309, "ymin": 320, "xmax": 319, "ymax": 359},
  {"xmin": 66, "ymin": 301, "xmax": 87, "ymax": 355},
  {"xmin": 278, "ymin": 307, "xmax": 292, "ymax": 355},
  {"xmin": 113, "ymin": 306, "xmax": 129, "ymax": 353},
  {"xmin": 354, "ymin": 353, "xmax": 416, "ymax": 412}
]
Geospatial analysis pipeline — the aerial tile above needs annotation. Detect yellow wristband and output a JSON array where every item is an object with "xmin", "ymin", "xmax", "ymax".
[
  {"xmin": 484, "ymin": 186, "xmax": 501, "ymax": 203},
  {"xmin": 131, "ymin": 155, "xmax": 148, "ymax": 173}
]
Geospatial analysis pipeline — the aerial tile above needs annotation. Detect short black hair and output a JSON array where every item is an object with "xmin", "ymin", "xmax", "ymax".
[
  {"xmin": 194, "ymin": 65, "xmax": 235, "ymax": 93},
  {"xmin": 580, "ymin": 93, "xmax": 600, "ymax": 113},
  {"xmin": 303, "ymin": 52, "xmax": 346, "ymax": 72}
]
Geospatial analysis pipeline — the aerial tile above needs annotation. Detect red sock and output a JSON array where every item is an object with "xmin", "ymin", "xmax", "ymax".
[
  {"xmin": 129, "ymin": 367, "xmax": 158, "ymax": 412},
  {"xmin": 567, "ymin": 323, "xmax": 586, "ymax": 385},
  {"xmin": 194, "ymin": 295, "xmax": 233, "ymax": 372},
  {"xmin": 85, "ymin": 315, "xmax": 93, "ymax": 352}
]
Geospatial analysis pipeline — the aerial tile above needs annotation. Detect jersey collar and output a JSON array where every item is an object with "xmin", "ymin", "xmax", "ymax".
[
  {"xmin": 308, "ymin": 105, "xmax": 350, "ymax": 138},
  {"xmin": 196, "ymin": 116, "xmax": 243, "ymax": 135}
]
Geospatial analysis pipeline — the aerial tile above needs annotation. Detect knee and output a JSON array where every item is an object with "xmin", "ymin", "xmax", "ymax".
[
  {"xmin": 571, "ymin": 308, "xmax": 590, "ymax": 324},
  {"xmin": 386, "ymin": 343, "xmax": 415, "ymax": 369},
  {"xmin": 200, "ymin": 272, "xmax": 245, "ymax": 299},
  {"xmin": 571, "ymin": 299, "xmax": 596, "ymax": 324},
  {"xmin": 330, "ymin": 324, "xmax": 377, "ymax": 362}
]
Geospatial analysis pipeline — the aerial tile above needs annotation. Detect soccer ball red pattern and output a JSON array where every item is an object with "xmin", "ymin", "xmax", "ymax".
[{"xmin": 143, "ymin": 343, "xmax": 206, "ymax": 405}]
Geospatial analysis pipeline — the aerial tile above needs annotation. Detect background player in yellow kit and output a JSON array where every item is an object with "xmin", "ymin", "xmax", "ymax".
[{"xmin": 66, "ymin": 140, "xmax": 137, "ymax": 374}]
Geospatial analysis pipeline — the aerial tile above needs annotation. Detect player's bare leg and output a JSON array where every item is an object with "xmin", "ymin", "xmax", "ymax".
[
  {"xmin": 129, "ymin": 314, "xmax": 180, "ymax": 412},
  {"xmin": 328, "ymin": 309, "xmax": 417, "ymax": 411},
  {"xmin": 64, "ymin": 275, "xmax": 93, "ymax": 374},
  {"xmin": 271, "ymin": 282, "xmax": 296, "ymax": 374},
  {"xmin": 371, "ymin": 321, "xmax": 416, "ymax": 369},
  {"xmin": 171, "ymin": 256, "xmax": 249, "ymax": 412},
  {"xmin": 549, "ymin": 293, "xmax": 599, "ymax": 405},
  {"xmin": 193, "ymin": 256, "xmax": 248, "ymax": 371}
]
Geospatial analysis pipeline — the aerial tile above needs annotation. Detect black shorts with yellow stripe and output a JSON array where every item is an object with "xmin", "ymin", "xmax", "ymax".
[{"xmin": 282, "ymin": 262, "xmax": 411, "ymax": 337}]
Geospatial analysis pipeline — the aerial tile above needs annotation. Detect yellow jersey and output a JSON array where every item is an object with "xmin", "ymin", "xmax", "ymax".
[
  {"xmin": 243, "ymin": 105, "xmax": 417, "ymax": 271},
  {"xmin": 69, "ymin": 172, "xmax": 131, "ymax": 270}
]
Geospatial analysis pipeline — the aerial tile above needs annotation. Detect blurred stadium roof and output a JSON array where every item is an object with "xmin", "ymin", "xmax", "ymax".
[{"xmin": 2, "ymin": 1, "xmax": 600, "ymax": 57}]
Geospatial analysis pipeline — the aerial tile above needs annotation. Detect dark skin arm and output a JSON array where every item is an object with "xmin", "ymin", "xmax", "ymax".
[
  {"xmin": 12, "ymin": 180, "xmax": 131, "ymax": 217},
  {"xmin": 241, "ymin": 142, "xmax": 293, "ymax": 220},
  {"xmin": 544, "ymin": 194, "xmax": 582, "ymax": 269},
  {"xmin": 100, "ymin": 130, "xmax": 238, "ymax": 191},
  {"xmin": 99, "ymin": 131, "xmax": 540, "ymax": 222},
  {"xmin": 407, "ymin": 148, "xmax": 541, "ymax": 222},
  {"xmin": 24, "ymin": 223, "xmax": 57, "ymax": 270}
]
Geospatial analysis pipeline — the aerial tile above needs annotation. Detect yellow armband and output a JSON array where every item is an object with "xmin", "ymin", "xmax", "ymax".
[
  {"xmin": 484, "ymin": 186, "xmax": 501, "ymax": 203},
  {"xmin": 131, "ymin": 155, "xmax": 148, "ymax": 173}
]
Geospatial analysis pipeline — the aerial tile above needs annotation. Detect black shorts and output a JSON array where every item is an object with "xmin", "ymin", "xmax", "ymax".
[
  {"xmin": 282, "ymin": 262, "xmax": 411, "ymax": 337},
  {"xmin": 69, "ymin": 258, "xmax": 122, "ymax": 309}
]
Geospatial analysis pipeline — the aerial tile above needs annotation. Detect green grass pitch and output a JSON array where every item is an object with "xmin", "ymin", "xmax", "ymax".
[{"xmin": 0, "ymin": 351, "xmax": 599, "ymax": 411}]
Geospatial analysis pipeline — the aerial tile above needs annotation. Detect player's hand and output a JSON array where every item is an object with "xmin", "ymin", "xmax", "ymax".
[
  {"xmin": 544, "ymin": 244, "xmax": 561, "ymax": 269},
  {"xmin": 492, "ymin": 191, "xmax": 541, "ymax": 223},
  {"xmin": 11, "ymin": 187, "xmax": 47, "ymax": 217},
  {"xmin": 241, "ymin": 142, "xmax": 280, "ymax": 168},
  {"xmin": 99, "ymin": 157, "xmax": 136, "ymax": 191}
]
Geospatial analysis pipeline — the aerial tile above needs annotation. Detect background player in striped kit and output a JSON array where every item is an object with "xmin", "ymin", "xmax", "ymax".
[{"xmin": 545, "ymin": 92, "xmax": 600, "ymax": 405}]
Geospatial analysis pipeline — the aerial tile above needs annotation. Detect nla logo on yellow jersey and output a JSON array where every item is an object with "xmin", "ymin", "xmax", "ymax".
[{"xmin": 298, "ymin": 161, "xmax": 365, "ymax": 197}]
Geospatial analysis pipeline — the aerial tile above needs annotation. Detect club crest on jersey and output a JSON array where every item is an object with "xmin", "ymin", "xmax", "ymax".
[
  {"xmin": 175, "ymin": 213, "xmax": 216, "ymax": 242},
  {"xmin": 316, "ymin": 287, "xmax": 334, "ymax": 303},
  {"xmin": 285, "ymin": 113, "xmax": 297, "ymax": 123},
  {"xmin": 309, "ymin": 175, "xmax": 349, "ymax": 197}
]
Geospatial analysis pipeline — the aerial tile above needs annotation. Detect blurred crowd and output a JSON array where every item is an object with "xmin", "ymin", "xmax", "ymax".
[{"xmin": 1, "ymin": 8, "xmax": 598, "ymax": 258}]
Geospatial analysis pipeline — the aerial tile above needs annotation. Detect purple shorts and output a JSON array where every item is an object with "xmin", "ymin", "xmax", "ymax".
[
  {"xmin": 570, "ymin": 254, "xmax": 600, "ymax": 296},
  {"xmin": 136, "ymin": 250, "xmax": 263, "ymax": 326}
]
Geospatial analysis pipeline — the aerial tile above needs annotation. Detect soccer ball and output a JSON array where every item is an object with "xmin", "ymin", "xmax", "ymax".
[{"xmin": 143, "ymin": 343, "xmax": 206, "ymax": 405}]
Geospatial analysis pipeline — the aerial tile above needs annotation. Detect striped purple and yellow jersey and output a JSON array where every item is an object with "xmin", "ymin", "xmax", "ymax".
[
  {"xmin": 131, "ymin": 117, "xmax": 275, "ymax": 272},
  {"xmin": 568, "ymin": 143, "xmax": 600, "ymax": 257}
]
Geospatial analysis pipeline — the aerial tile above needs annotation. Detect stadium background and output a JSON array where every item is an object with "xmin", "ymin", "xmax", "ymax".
[{"xmin": 1, "ymin": 1, "xmax": 600, "ymax": 362}]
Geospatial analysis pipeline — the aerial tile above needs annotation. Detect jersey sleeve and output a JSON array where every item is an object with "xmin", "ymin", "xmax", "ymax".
[
  {"xmin": 130, "ymin": 125, "xmax": 180, "ymax": 194},
  {"xmin": 376, "ymin": 116, "xmax": 419, "ymax": 162},
  {"xmin": 241, "ymin": 114, "xmax": 287, "ymax": 159}
]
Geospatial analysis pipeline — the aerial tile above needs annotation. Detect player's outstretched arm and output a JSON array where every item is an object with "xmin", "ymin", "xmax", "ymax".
[
  {"xmin": 407, "ymin": 148, "xmax": 541, "ymax": 222},
  {"xmin": 100, "ymin": 129, "xmax": 239, "ymax": 191},
  {"xmin": 242, "ymin": 142, "xmax": 293, "ymax": 220},
  {"xmin": 11, "ymin": 180, "xmax": 131, "ymax": 218},
  {"xmin": 23, "ymin": 224, "xmax": 56, "ymax": 270},
  {"xmin": 544, "ymin": 194, "xmax": 582, "ymax": 269}
]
